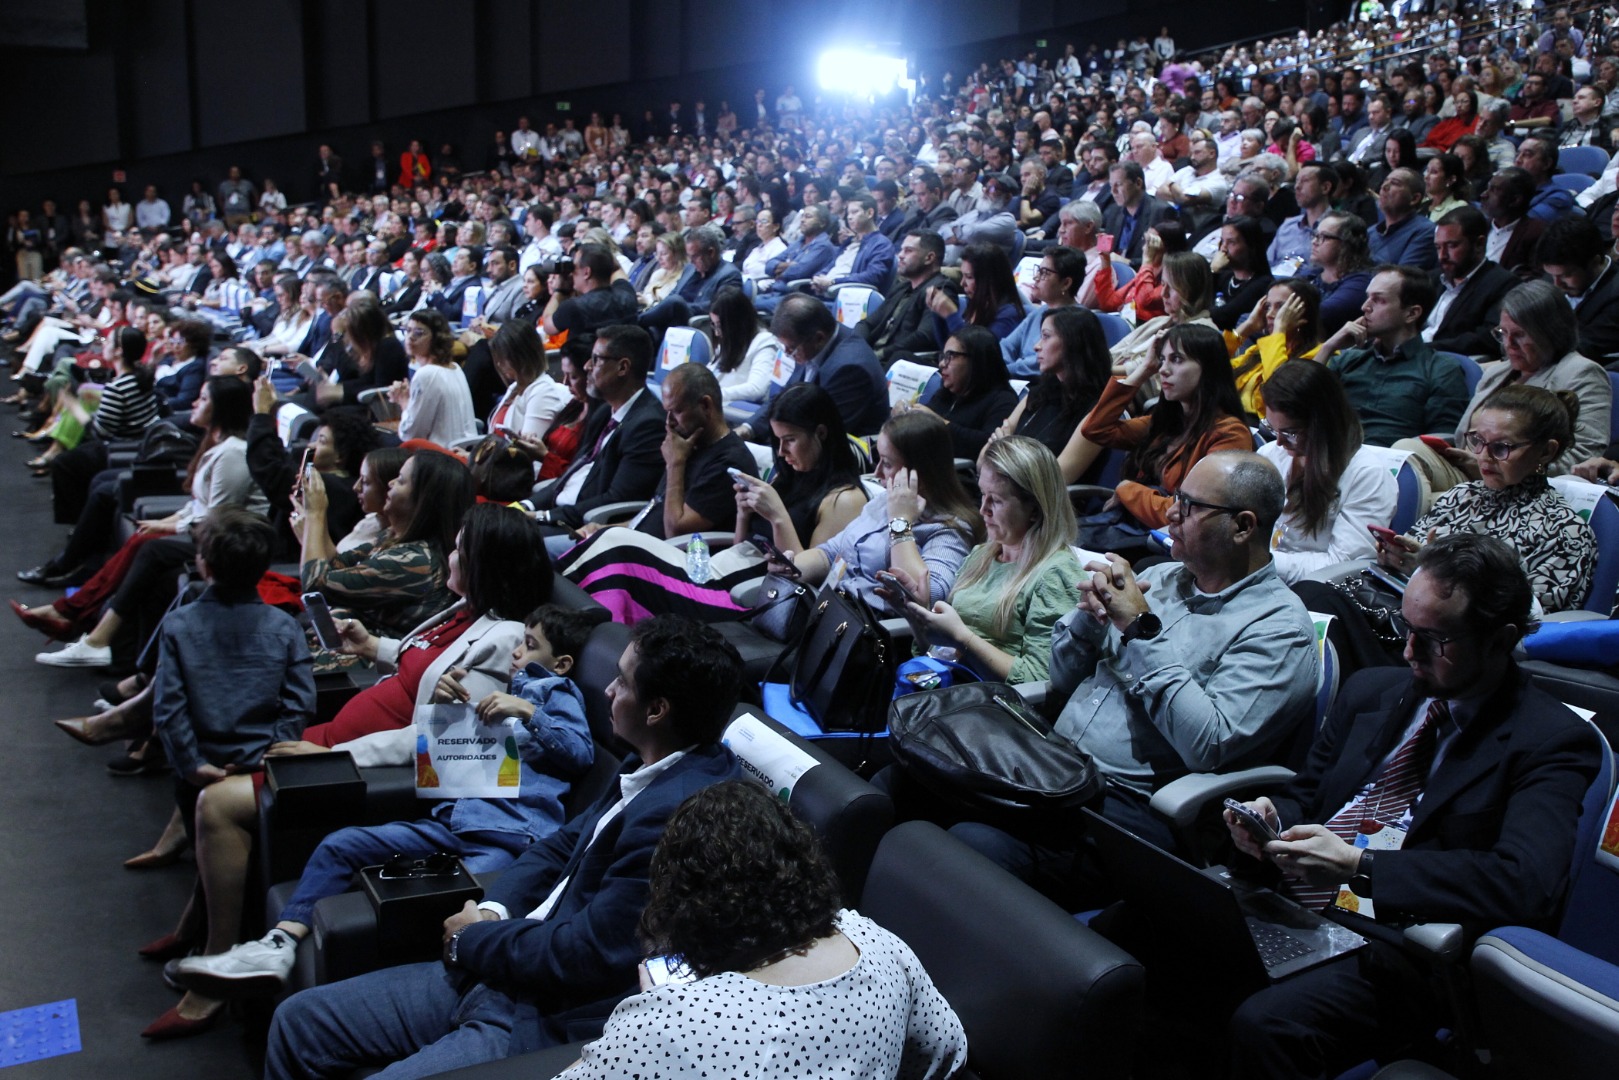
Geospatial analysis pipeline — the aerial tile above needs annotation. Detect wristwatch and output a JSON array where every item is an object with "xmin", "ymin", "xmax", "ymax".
[
  {"xmin": 888, "ymin": 517, "xmax": 915, "ymax": 541},
  {"xmin": 447, "ymin": 926, "xmax": 470, "ymax": 965},
  {"xmin": 1119, "ymin": 610, "xmax": 1162, "ymax": 644},
  {"xmin": 1349, "ymin": 849, "xmax": 1375, "ymax": 898}
]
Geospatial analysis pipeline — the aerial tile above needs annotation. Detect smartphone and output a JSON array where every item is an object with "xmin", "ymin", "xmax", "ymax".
[
  {"xmin": 875, "ymin": 570, "xmax": 922, "ymax": 609},
  {"xmin": 726, "ymin": 466, "xmax": 751, "ymax": 484},
  {"xmin": 643, "ymin": 954, "xmax": 697, "ymax": 987},
  {"xmin": 1366, "ymin": 524, "xmax": 1400, "ymax": 544},
  {"xmin": 754, "ymin": 536, "xmax": 799, "ymax": 575},
  {"xmin": 294, "ymin": 447, "xmax": 315, "ymax": 494},
  {"xmin": 302, "ymin": 592, "xmax": 344, "ymax": 652},
  {"xmin": 1223, "ymin": 798, "xmax": 1279, "ymax": 844},
  {"xmin": 1096, "ymin": 233, "xmax": 1115, "ymax": 255},
  {"xmin": 1417, "ymin": 434, "xmax": 1451, "ymax": 453}
]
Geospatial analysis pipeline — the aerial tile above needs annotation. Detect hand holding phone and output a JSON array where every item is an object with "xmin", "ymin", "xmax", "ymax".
[
  {"xmin": 1223, "ymin": 798, "xmax": 1279, "ymax": 845},
  {"xmin": 876, "ymin": 570, "xmax": 922, "ymax": 609},
  {"xmin": 302, "ymin": 592, "xmax": 343, "ymax": 651},
  {"xmin": 1096, "ymin": 233, "xmax": 1115, "ymax": 255},
  {"xmin": 1417, "ymin": 434, "xmax": 1451, "ymax": 453},
  {"xmin": 1366, "ymin": 524, "xmax": 1399, "ymax": 546}
]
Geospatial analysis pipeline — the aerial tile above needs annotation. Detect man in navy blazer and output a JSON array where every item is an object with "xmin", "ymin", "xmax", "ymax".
[
  {"xmin": 735, "ymin": 293, "xmax": 888, "ymax": 440},
  {"xmin": 805, "ymin": 193, "xmax": 897, "ymax": 298},
  {"xmin": 1224, "ymin": 534, "xmax": 1601, "ymax": 1078},
  {"xmin": 754, "ymin": 206, "xmax": 838, "ymax": 312},
  {"xmin": 264, "ymin": 616, "xmax": 746, "ymax": 1078}
]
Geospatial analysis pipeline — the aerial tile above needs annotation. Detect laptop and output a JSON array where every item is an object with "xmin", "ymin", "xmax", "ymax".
[{"xmin": 1084, "ymin": 808, "xmax": 1366, "ymax": 985}]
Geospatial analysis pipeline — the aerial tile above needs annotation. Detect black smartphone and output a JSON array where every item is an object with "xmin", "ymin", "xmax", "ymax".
[
  {"xmin": 875, "ymin": 570, "xmax": 921, "ymax": 609},
  {"xmin": 754, "ymin": 536, "xmax": 799, "ymax": 575},
  {"xmin": 302, "ymin": 592, "xmax": 343, "ymax": 651},
  {"xmin": 1223, "ymin": 798, "xmax": 1279, "ymax": 844}
]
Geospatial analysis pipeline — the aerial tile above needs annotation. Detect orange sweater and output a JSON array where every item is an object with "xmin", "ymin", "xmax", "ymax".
[{"xmin": 1079, "ymin": 377, "xmax": 1254, "ymax": 527}]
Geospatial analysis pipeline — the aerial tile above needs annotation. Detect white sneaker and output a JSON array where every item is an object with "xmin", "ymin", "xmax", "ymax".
[
  {"xmin": 35, "ymin": 635, "xmax": 111, "ymax": 668},
  {"xmin": 170, "ymin": 930, "xmax": 298, "ymax": 996}
]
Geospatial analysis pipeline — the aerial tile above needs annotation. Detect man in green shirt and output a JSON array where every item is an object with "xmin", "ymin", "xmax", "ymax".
[{"xmin": 1318, "ymin": 265, "xmax": 1469, "ymax": 446}]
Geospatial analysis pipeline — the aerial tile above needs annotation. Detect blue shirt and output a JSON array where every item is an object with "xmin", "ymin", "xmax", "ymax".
[{"xmin": 1370, "ymin": 213, "xmax": 1438, "ymax": 270}]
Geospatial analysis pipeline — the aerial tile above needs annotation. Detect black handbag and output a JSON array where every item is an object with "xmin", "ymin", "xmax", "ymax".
[
  {"xmin": 788, "ymin": 587, "xmax": 894, "ymax": 732},
  {"xmin": 888, "ymin": 682, "xmax": 1102, "ymax": 813},
  {"xmin": 748, "ymin": 572, "xmax": 811, "ymax": 643}
]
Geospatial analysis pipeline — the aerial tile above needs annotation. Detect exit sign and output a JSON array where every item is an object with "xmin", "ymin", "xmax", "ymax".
[
  {"xmin": 1035, "ymin": 39, "xmax": 1047, "ymax": 47},
  {"xmin": 555, "ymin": 101, "xmax": 571, "ymax": 111}
]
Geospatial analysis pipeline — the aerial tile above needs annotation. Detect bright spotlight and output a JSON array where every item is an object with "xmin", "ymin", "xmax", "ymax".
[{"xmin": 817, "ymin": 49, "xmax": 910, "ymax": 99}]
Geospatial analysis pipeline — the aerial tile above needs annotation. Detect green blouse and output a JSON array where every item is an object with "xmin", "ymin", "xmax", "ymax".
[{"xmin": 949, "ymin": 549, "xmax": 1086, "ymax": 684}]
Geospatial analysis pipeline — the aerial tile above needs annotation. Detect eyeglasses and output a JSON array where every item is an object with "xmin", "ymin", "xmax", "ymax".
[
  {"xmin": 1258, "ymin": 420, "xmax": 1304, "ymax": 447},
  {"xmin": 1462, "ymin": 431, "xmax": 1532, "ymax": 460},
  {"xmin": 1032, "ymin": 266, "xmax": 1055, "ymax": 279},
  {"xmin": 1489, "ymin": 326, "xmax": 1534, "ymax": 348},
  {"xmin": 939, "ymin": 349, "xmax": 969, "ymax": 365},
  {"xmin": 1389, "ymin": 611, "xmax": 1464, "ymax": 658},
  {"xmin": 1171, "ymin": 489, "xmax": 1248, "ymax": 518},
  {"xmin": 1311, "ymin": 231, "xmax": 1343, "ymax": 244},
  {"xmin": 375, "ymin": 852, "xmax": 462, "ymax": 880}
]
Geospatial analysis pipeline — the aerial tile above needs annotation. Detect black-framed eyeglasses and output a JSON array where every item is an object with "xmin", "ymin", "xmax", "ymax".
[
  {"xmin": 1462, "ymin": 431, "xmax": 1531, "ymax": 460},
  {"xmin": 1032, "ymin": 265, "xmax": 1055, "ymax": 279},
  {"xmin": 375, "ymin": 852, "xmax": 462, "ymax": 880},
  {"xmin": 1389, "ymin": 611, "xmax": 1465, "ymax": 658},
  {"xmin": 1172, "ymin": 489, "xmax": 1248, "ymax": 518},
  {"xmin": 1311, "ymin": 231, "xmax": 1343, "ymax": 244},
  {"xmin": 939, "ymin": 349, "xmax": 969, "ymax": 365}
]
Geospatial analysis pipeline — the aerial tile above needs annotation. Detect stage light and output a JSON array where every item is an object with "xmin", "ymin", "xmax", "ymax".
[{"xmin": 816, "ymin": 48, "xmax": 910, "ymax": 99}]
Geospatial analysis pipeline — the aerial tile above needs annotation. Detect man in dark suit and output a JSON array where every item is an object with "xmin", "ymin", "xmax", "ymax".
[
  {"xmin": 314, "ymin": 144, "xmax": 343, "ymax": 203},
  {"xmin": 735, "ymin": 293, "xmax": 888, "ymax": 440},
  {"xmin": 531, "ymin": 324, "xmax": 667, "ymax": 535},
  {"xmin": 1424, "ymin": 206, "xmax": 1517, "ymax": 359},
  {"xmin": 1101, "ymin": 161, "xmax": 1168, "ymax": 266},
  {"xmin": 264, "ymin": 615, "xmax": 746, "ymax": 1078},
  {"xmin": 854, "ymin": 229, "xmax": 951, "ymax": 365},
  {"xmin": 1482, "ymin": 167, "xmax": 1548, "ymax": 281},
  {"xmin": 897, "ymin": 171, "xmax": 959, "ymax": 236},
  {"xmin": 1535, "ymin": 214, "xmax": 1619, "ymax": 366},
  {"xmin": 1225, "ymin": 534, "xmax": 1602, "ymax": 1078}
]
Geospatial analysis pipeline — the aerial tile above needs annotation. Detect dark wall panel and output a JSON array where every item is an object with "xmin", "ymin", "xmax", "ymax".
[
  {"xmin": 631, "ymin": 0, "xmax": 682, "ymax": 82},
  {"xmin": 310, "ymin": 0, "xmax": 370, "ymax": 129},
  {"xmin": 123, "ymin": 0, "xmax": 192, "ymax": 159},
  {"xmin": 683, "ymin": 0, "xmax": 789, "ymax": 72},
  {"xmin": 0, "ymin": 1, "xmax": 89, "ymax": 49},
  {"xmin": 375, "ymin": 0, "xmax": 476, "ymax": 118},
  {"xmin": 0, "ymin": 54, "xmax": 118, "ymax": 174},
  {"xmin": 481, "ymin": 0, "xmax": 532, "ymax": 102},
  {"xmin": 539, "ymin": 0, "xmax": 631, "ymax": 92},
  {"xmin": 193, "ymin": 0, "xmax": 306, "ymax": 146}
]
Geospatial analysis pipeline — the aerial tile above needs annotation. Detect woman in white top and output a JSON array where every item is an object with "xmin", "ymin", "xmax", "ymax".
[
  {"xmin": 250, "ymin": 274, "xmax": 315, "ymax": 357},
  {"xmin": 1255, "ymin": 357, "xmax": 1396, "ymax": 583},
  {"xmin": 258, "ymin": 179, "xmax": 287, "ymax": 215},
  {"xmin": 639, "ymin": 233, "xmax": 686, "ymax": 308},
  {"xmin": 559, "ymin": 781, "xmax": 967, "ymax": 1080},
  {"xmin": 102, "ymin": 187, "xmax": 132, "ymax": 244},
  {"xmin": 391, "ymin": 309, "xmax": 477, "ymax": 447},
  {"xmin": 486, "ymin": 319, "xmax": 572, "ymax": 452},
  {"xmin": 740, "ymin": 208, "xmax": 787, "ymax": 282},
  {"xmin": 706, "ymin": 286, "xmax": 777, "ymax": 404}
]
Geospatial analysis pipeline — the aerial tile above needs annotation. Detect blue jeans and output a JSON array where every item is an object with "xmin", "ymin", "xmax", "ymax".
[
  {"xmin": 276, "ymin": 818, "xmax": 531, "ymax": 927},
  {"xmin": 265, "ymin": 961, "xmax": 516, "ymax": 1079}
]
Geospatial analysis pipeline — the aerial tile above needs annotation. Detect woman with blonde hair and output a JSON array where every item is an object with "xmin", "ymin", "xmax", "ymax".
[
  {"xmin": 887, "ymin": 436, "xmax": 1084, "ymax": 684},
  {"xmin": 1108, "ymin": 251, "xmax": 1217, "ymax": 374}
]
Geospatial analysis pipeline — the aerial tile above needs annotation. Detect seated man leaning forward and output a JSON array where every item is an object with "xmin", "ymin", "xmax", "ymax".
[
  {"xmin": 951, "ymin": 451, "xmax": 1319, "ymax": 896},
  {"xmin": 262, "ymin": 615, "xmax": 746, "ymax": 1080},
  {"xmin": 1222, "ymin": 532, "xmax": 1602, "ymax": 1079}
]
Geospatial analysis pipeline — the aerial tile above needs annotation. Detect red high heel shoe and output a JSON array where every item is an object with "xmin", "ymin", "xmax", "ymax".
[
  {"xmin": 139, "ymin": 1001, "xmax": 222, "ymax": 1040},
  {"xmin": 9, "ymin": 599, "xmax": 76, "ymax": 641}
]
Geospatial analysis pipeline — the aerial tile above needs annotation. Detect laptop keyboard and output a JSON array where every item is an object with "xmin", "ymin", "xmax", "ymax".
[{"xmin": 1249, "ymin": 921, "xmax": 1315, "ymax": 967}]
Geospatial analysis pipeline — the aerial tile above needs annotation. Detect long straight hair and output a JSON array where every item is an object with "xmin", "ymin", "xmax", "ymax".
[
  {"xmin": 1260, "ymin": 359, "xmax": 1361, "ymax": 536},
  {"xmin": 1125, "ymin": 323, "xmax": 1245, "ymax": 486},
  {"xmin": 882, "ymin": 411, "xmax": 985, "ymax": 544}
]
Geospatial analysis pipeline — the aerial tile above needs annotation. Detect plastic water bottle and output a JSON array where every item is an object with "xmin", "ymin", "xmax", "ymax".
[{"xmin": 686, "ymin": 535, "xmax": 711, "ymax": 584}]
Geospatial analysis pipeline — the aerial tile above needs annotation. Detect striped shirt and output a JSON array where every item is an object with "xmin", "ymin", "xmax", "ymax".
[{"xmin": 91, "ymin": 372, "xmax": 161, "ymax": 440}]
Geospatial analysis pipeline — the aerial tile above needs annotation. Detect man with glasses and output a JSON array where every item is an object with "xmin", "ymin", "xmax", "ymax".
[
  {"xmin": 734, "ymin": 293, "xmax": 886, "ymax": 441},
  {"xmin": 1224, "ymin": 533, "xmax": 1601, "ymax": 1079},
  {"xmin": 1191, "ymin": 175, "xmax": 1274, "ymax": 257},
  {"xmin": 529, "ymin": 325, "xmax": 666, "ymax": 534},
  {"xmin": 1267, "ymin": 162, "xmax": 1336, "ymax": 273},
  {"xmin": 1319, "ymin": 265, "xmax": 1469, "ymax": 446},
  {"xmin": 951, "ymin": 451, "xmax": 1319, "ymax": 898}
]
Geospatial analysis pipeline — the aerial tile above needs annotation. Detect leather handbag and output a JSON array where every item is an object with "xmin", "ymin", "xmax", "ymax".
[
  {"xmin": 887, "ymin": 682, "xmax": 1102, "ymax": 813},
  {"xmin": 788, "ymin": 587, "xmax": 894, "ymax": 732},
  {"xmin": 748, "ymin": 572, "xmax": 811, "ymax": 643}
]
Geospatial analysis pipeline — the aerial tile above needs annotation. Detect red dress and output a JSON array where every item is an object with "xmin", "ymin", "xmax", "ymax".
[{"xmin": 538, "ymin": 413, "xmax": 587, "ymax": 481}]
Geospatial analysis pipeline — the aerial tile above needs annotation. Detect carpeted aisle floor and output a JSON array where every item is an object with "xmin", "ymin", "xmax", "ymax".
[{"xmin": 0, "ymin": 428, "xmax": 256, "ymax": 1076}]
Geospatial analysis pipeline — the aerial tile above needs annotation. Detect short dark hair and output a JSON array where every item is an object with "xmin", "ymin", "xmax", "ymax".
[
  {"xmin": 195, "ymin": 506, "xmax": 276, "ymax": 593},
  {"xmin": 316, "ymin": 407, "xmax": 379, "ymax": 477},
  {"xmin": 639, "ymin": 780, "xmax": 842, "ymax": 978},
  {"xmin": 595, "ymin": 323, "xmax": 653, "ymax": 381},
  {"xmin": 903, "ymin": 229, "xmax": 945, "ymax": 263},
  {"xmin": 1535, "ymin": 215, "xmax": 1606, "ymax": 268},
  {"xmin": 770, "ymin": 292, "xmax": 836, "ymax": 346},
  {"xmin": 1415, "ymin": 532, "xmax": 1535, "ymax": 644},
  {"xmin": 526, "ymin": 603, "xmax": 604, "ymax": 673},
  {"xmin": 1436, "ymin": 204, "xmax": 1488, "ymax": 241},
  {"xmin": 574, "ymin": 242, "xmax": 615, "ymax": 283},
  {"xmin": 455, "ymin": 503, "xmax": 555, "ymax": 620},
  {"xmin": 1376, "ymin": 263, "xmax": 1438, "ymax": 317},
  {"xmin": 628, "ymin": 615, "xmax": 742, "ymax": 745},
  {"xmin": 1109, "ymin": 160, "xmax": 1145, "ymax": 186},
  {"xmin": 1042, "ymin": 245, "xmax": 1087, "ymax": 293}
]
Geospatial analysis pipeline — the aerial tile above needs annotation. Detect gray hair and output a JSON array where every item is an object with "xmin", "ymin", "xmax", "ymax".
[
  {"xmin": 1248, "ymin": 152, "xmax": 1289, "ymax": 180},
  {"xmin": 1213, "ymin": 450, "xmax": 1287, "ymax": 536},
  {"xmin": 1242, "ymin": 96, "xmax": 1265, "ymax": 112},
  {"xmin": 1500, "ymin": 279, "xmax": 1579, "ymax": 363},
  {"xmin": 1240, "ymin": 128, "xmax": 1266, "ymax": 146},
  {"xmin": 686, "ymin": 224, "xmax": 725, "ymax": 255},
  {"xmin": 301, "ymin": 230, "xmax": 328, "ymax": 248},
  {"xmin": 1060, "ymin": 199, "xmax": 1104, "ymax": 227}
]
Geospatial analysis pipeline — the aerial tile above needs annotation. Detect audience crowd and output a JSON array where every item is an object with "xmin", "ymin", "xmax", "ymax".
[{"xmin": 4, "ymin": 3, "xmax": 1615, "ymax": 1078}]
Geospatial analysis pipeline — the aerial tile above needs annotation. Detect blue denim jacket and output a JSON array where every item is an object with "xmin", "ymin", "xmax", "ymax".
[
  {"xmin": 427, "ymin": 665, "xmax": 593, "ymax": 842},
  {"xmin": 152, "ymin": 586, "xmax": 315, "ymax": 779}
]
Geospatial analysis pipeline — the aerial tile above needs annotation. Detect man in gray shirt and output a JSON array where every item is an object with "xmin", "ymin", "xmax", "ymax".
[{"xmin": 951, "ymin": 451, "xmax": 1320, "ymax": 900}]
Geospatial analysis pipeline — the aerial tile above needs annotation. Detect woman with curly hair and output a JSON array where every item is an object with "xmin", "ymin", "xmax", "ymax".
[
  {"xmin": 391, "ymin": 308, "xmax": 477, "ymax": 447},
  {"xmin": 557, "ymin": 780, "xmax": 967, "ymax": 1079}
]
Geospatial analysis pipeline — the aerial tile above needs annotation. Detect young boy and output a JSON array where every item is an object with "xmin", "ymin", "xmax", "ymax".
[
  {"xmin": 169, "ymin": 604, "xmax": 598, "ymax": 996},
  {"xmin": 153, "ymin": 506, "xmax": 316, "ymax": 797}
]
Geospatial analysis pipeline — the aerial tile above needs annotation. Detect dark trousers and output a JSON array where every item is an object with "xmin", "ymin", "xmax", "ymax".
[
  {"xmin": 462, "ymin": 340, "xmax": 505, "ymax": 417},
  {"xmin": 52, "ymin": 467, "xmax": 122, "ymax": 571},
  {"xmin": 49, "ymin": 438, "xmax": 109, "ymax": 524}
]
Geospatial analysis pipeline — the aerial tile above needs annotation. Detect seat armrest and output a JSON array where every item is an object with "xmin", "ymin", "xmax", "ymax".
[
  {"xmin": 1148, "ymin": 767, "xmax": 1298, "ymax": 829},
  {"xmin": 666, "ymin": 531, "xmax": 737, "ymax": 552},
  {"xmin": 581, "ymin": 501, "xmax": 647, "ymax": 526},
  {"xmin": 1013, "ymin": 680, "xmax": 1048, "ymax": 709},
  {"xmin": 1067, "ymin": 484, "xmax": 1114, "ymax": 503},
  {"xmin": 1403, "ymin": 922, "xmax": 1466, "ymax": 963}
]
